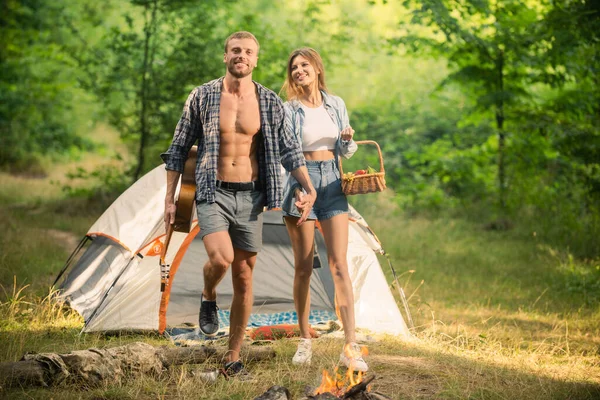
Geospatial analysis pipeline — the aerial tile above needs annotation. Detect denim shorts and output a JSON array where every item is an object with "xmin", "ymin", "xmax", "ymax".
[
  {"xmin": 282, "ymin": 159, "xmax": 348, "ymax": 221},
  {"xmin": 196, "ymin": 186, "xmax": 266, "ymax": 253}
]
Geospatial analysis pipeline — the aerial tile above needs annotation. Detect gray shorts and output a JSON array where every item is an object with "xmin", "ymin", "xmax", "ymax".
[{"xmin": 196, "ymin": 185, "xmax": 266, "ymax": 253}]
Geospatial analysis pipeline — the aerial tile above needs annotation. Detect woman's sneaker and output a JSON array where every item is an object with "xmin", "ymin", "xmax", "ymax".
[
  {"xmin": 292, "ymin": 338, "xmax": 312, "ymax": 365},
  {"xmin": 339, "ymin": 342, "xmax": 368, "ymax": 372}
]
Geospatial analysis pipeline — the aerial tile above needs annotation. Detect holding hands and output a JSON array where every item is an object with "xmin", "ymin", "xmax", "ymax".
[
  {"xmin": 290, "ymin": 126, "xmax": 354, "ymax": 226},
  {"xmin": 294, "ymin": 188, "xmax": 316, "ymax": 226}
]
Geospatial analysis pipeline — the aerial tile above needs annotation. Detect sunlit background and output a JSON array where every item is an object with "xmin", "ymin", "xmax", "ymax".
[{"xmin": 1, "ymin": 1, "xmax": 599, "ymax": 398}]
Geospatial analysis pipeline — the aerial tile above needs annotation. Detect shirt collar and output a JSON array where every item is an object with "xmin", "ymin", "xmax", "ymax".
[
  {"xmin": 289, "ymin": 90, "xmax": 332, "ymax": 112},
  {"xmin": 209, "ymin": 76, "xmax": 265, "ymax": 95}
]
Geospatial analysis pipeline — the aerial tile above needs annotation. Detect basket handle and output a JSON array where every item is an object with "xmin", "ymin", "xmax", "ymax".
[{"xmin": 339, "ymin": 140, "xmax": 385, "ymax": 176}]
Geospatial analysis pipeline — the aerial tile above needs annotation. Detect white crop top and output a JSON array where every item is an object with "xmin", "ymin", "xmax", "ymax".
[{"xmin": 301, "ymin": 103, "xmax": 338, "ymax": 151}]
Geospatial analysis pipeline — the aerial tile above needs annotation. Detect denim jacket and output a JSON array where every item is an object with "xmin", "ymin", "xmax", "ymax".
[{"xmin": 282, "ymin": 91, "xmax": 358, "ymax": 194}]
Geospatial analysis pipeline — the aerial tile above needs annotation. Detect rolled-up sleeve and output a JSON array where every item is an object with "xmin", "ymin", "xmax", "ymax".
[
  {"xmin": 340, "ymin": 139, "xmax": 358, "ymax": 159},
  {"xmin": 338, "ymin": 97, "xmax": 358, "ymax": 159},
  {"xmin": 279, "ymin": 102, "xmax": 305, "ymax": 172},
  {"xmin": 160, "ymin": 87, "xmax": 202, "ymax": 173}
]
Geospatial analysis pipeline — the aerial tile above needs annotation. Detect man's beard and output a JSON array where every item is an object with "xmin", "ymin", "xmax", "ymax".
[{"xmin": 228, "ymin": 61, "xmax": 253, "ymax": 78}]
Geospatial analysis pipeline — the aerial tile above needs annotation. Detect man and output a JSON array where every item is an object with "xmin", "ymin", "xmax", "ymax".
[{"xmin": 161, "ymin": 31, "xmax": 316, "ymax": 378}]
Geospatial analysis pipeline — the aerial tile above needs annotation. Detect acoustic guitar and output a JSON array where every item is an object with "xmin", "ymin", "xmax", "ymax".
[
  {"xmin": 159, "ymin": 145, "xmax": 197, "ymax": 291},
  {"xmin": 173, "ymin": 145, "xmax": 198, "ymax": 233}
]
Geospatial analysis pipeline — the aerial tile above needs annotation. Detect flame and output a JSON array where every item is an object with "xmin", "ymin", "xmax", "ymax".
[
  {"xmin": 315, "ymin": 369, "xmax": 341, "ymax": 396},
  {"xmin": 343, "ymin": 343, "xmax": 368, "ymax": 360},
  {"xmin": 314, "ymin": 344, "xmax": 370, "ymax": 396}
]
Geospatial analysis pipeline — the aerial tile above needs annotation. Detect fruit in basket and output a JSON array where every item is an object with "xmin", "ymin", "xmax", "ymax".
[
  {"xmin": 355, "ymin": 169, "xmax": 367, "ymax": 175},
  {"xmin": 367, "ymin": 166, "xmax": 377, "ymax": 174}
]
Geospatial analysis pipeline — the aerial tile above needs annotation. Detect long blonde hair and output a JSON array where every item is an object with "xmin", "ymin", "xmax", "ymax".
[{"xmin": 281, "ymin": 47, "xmax": 329, "ymax": 101}]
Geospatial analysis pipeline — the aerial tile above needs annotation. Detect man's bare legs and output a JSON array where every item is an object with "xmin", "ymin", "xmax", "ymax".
[
  {"xmin": 227, "ymin": 247, "xmax": 257, "ymax": 363},
  {"xmin": 202, "ymin": 231, "xmax": 235, "ymax": 300},
  {"xmin": 201, "ymin": 231, "xmax": 257, "ymax": 363}
]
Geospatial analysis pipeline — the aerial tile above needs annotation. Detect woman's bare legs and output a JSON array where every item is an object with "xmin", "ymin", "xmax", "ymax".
[
  {"xmin": 320, "ymin": 213, "xmax": 356, "ymax": 344},
  {"xmin": 321, "ymin": 213, "xmax": 368, "ymax": 371},
  {"xmin": 284, "ymin": 216, "xmax": 316, "ymax": 339}
]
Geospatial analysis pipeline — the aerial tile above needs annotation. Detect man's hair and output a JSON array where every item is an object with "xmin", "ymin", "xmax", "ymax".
[
  {"xmin": 281, "ymin": 47, "xmax": 329, "ymax": 101},
  {"xmin": 224, "ymin": 31, "xmax": 260, "ymax": 53}
]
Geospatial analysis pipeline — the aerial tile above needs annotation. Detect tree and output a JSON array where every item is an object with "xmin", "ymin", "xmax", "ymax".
[
  {"xmin": 396, "ymin": 0, "xmax": 549, "ymax": 209},
  {"xmin": 540, "ymin": 0, "xmax": 600, "ymax": 195},
  {"xmin": 66, "ymin": 0, "xmax": 230, "ymax": 181},
  {"xmin": 0, "ymin": 0, "xmax": 94, "ymax": 170}
]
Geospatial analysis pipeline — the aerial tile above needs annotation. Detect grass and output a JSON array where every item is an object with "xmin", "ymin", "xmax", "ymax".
[
  {"xmin": 1, "ymin": 144, "xmax": 599, "ymax": 399},
  {"xmin": 0, "ymin": 124, "xmax": 129, "ymax": 289}
]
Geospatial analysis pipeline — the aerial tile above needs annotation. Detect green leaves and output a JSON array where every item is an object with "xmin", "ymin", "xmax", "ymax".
[{"xmin": 0, "ymin": 0, "xmax": 96, "ymax": 168}]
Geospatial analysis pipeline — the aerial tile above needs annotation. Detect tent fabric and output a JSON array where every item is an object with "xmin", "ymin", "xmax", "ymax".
[
  {"xmin": 57, "ymin": 165, "xmax": 411, "ymax": 339},
  {"xmin": 58, "ymin": 236, "xmax": 131, "ymax": 322},
  {"xmin": 86, "ymin": 166, "xmax": 169, "ymax": 253}
]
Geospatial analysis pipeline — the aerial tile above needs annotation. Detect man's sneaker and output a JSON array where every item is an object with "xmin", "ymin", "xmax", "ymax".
[
  {"xmin": 199, "ymin": 294, "xmax": 219, "ymax": 336},
  {"xmin": 339, "ymin": 342, "xmax": 369, "ymax": 372},
  {"xmin": 221, "ymin": 360, "xmax": 254, "ymax": 381},
  {"xmin": 292, "ymin": 338, "xmax": 312, "ymax": 365}
]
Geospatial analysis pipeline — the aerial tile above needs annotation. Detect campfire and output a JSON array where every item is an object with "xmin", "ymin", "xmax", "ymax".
[
  {"xmin": 314, "ymin": 367, "xmax": 365, "ymax": 397},
  {"xmin": 255, "ymin": 344, "xmax": 390, "ymax": 400},
  {"xmin": 314, "ymin": 344, "xmax": 369, "ymax": 397},
  {"xmin": 255, "ymin": 374, "xmax": 390, "ymax": 400}
]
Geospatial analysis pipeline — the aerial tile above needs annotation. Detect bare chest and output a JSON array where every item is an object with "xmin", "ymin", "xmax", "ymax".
[{"xmin": 219, "ymin": 93, "xmax": 261, "ymax": 136}]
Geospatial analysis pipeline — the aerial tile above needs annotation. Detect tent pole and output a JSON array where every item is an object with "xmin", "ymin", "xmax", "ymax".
[
  {"xmin": 82, "ymin": 254, "xmax": 141, "ymax": 333},
  {"xmin": 382, "ymin": 251, "xmax": 415, "ymax": 330},
  {"xmin": 52, "ymin": 236, "xmax": 90, "ymax": 288}
]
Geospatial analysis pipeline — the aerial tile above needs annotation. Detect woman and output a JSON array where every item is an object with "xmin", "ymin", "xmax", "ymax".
[{"xmin": 281, "ymin": 47, "xmax": 368, "ymax": 372}]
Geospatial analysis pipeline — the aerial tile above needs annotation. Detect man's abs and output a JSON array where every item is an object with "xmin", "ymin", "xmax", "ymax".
[{"xmin": 218, "ymin": 91, "xmax": 261, "ymax": 182}]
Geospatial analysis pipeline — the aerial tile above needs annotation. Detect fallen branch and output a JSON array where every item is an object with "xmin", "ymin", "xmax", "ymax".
[
  {"xmin": 342, "ymin": 375, "xmax": 376, "ymax": 399},
  {"xmin": 0, "ymin": 341, "xmax": 275, "ymax": 389}
]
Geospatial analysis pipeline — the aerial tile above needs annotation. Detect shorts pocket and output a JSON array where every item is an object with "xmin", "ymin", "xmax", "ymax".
[{"xmin": 249, "ymin": 190, "xmax": 266, "ymax": 216}]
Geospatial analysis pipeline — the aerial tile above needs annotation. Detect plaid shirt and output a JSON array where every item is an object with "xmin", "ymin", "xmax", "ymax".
[{"xmin": 160, "ymin": 77, "xmax": 305, "ymax": 209}]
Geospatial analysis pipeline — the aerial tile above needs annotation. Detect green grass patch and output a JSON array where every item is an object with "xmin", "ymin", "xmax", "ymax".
[{"xmin": 0, "ymin": 152, "xmax": 599, "ymax": 399}]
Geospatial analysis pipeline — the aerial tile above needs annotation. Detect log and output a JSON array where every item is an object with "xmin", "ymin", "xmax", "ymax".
[
  {"xmin": 308, "ymin": 394, "xmax": 339, "ymax": 400},
  {"xmin": 158, "ymin": 345, "xmax": 217, "ymax": 365},
  {"xmin": 254, "ymin": 385, "xmax": 291, "ymax": 400},
  {"xmin": 0, "ymin": 341, "xmax": 275, "ymax": 389},
  {"xmin": 342, "ymin": 375, "xmax": 376, "ymax": 399},
  {"xmin": 0, "ymin": 359, "xmax": 56, "ymax": 388},
  {"xmin": 213, "ymin": 345, "xmax": 276, "ymax": 364},
  {"xmin": 159, "ymin": 343, "xmax": 275, "ymax": 364}
]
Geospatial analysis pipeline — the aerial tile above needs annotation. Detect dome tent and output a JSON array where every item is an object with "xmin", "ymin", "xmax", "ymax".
[{"xmin": 55, "ymin": 165, "xmax": 411, "ymax": 338}]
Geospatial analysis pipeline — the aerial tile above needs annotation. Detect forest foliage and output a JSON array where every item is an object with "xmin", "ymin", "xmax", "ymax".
[{"xmin": 1, "ymin": 0, "xmax": 599, "ymax": 257}]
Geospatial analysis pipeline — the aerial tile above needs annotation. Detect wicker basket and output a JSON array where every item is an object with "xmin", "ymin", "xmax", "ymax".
[{"xmin": 340, "ymin": 140, "xmax": 387, "ymax": 195}]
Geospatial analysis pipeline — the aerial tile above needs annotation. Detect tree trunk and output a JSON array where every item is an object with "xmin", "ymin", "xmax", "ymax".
[
  {"xmin": 496, "ymin": 49, "xmax": 506, "ymax": 210},
  {"xmin": 133, "ymin": 0, "xmax": 158, "ymax": 182},
  {"xmin": 0, "ymin": 342, "xmax": 275, "ymax": 389}
]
